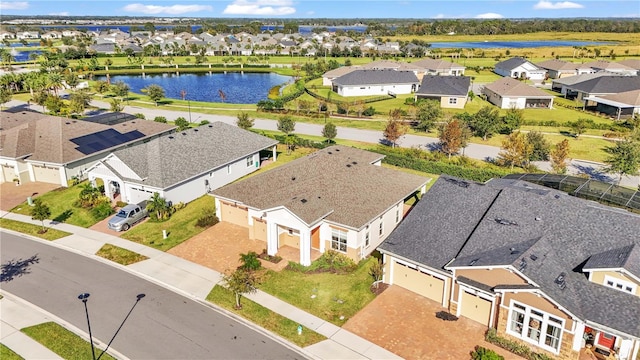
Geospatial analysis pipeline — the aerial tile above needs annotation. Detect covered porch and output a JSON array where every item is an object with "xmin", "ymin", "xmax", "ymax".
[
  {"xmin": 576, "ymin": 324, "xmax": 639, "ymax": 360},
  {"xmin": 525, "ymin": 98, "xmax": 553, "ymax": 109}
]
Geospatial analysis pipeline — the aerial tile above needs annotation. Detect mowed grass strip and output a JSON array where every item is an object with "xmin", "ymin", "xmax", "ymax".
[
  {"xmin": 260, "ymin": 257, "xmax": 378, "ymax": 325},
  {"xmin": 206, "ymin": 285, "xmax": 326, "ymax": 347},
  {"xmin": 0, "ymin": 344, "xmax": 23, "ymax": 360},
  {"xmin": 0, "ymin": 219, "xmax": 71, "ymax": 240},
  {"xmin": 121, "ymin": 195, "xmax": 216, "ymax": 251},
  {"xmin": 96, "ymin": 244, "xmax": 149, "ymax": 265},
  {"xmin": 21, "ymin": 322, "xmax": 116, "ymax": 360}
]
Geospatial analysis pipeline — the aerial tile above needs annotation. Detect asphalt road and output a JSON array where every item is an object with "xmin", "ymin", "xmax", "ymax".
[{"xmin": 0, "ymin": 231, "xmax": 306, "ymax": 360}]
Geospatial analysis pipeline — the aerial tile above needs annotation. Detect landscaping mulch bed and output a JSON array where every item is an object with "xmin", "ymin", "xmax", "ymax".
[{"xmin": 370, "ymin": 282, "xmax": 389, "ymax": 296}]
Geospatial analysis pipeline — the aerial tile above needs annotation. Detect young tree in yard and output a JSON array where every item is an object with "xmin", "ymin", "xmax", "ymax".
[
  {"xmin": 414, "ymin": 99, "xmax": 442, "ymax": 132},
  {"xmin": 236, "ymin": 112, "xmax": 254, "ymax": 130},
  {"xmin": 526, "ymin": 131, "xmax": 551, "ymax": 161},
  {"xmin": 0, "ymin": 87, "xmax": 12, "ymax": 109},
  {"xmin": 604, "ymin": 139, "xmax": 640, "ymax": 185},
  {"xmin": 569, "ymin": 118, "xmax": 589, "ymax": 138},
  {"xmin": 111, "ymin": 81, "xmax": 130, "ymax": 101},
  {"xmin": 438, "ymin": 119, "xmax": 464, "ymax": 159},
  {"xmin": 468, "ymin": 106, "xmax": 501, "ymax": 141},
  {"xmin": 500, "ymin": 108, "xmax": 524, "ymax": 135},
  {"xmin": 498, "ymin": 131, "xmax": 533, "ymax": 170},
  {"xmin": 146, "ymin": 192, "xmax": 171, "ymax": 221},
  {"xmin": 550, "ymin": 139, "xmax": 571, "ymax": 174},
  {"xmin": 144, "ymin": 84, "xmax": 165, "ymax": 106},
  {"xmin": 174, "ymin": 117, "xmax": 190, "ymax": 131},
  {"xmin": 110, "ymin": 98, "xmax": 123, "ymax": 112},
  {"xmin": 383, "ymin": 112, "xmax": 408, "ymax": 148},
  {"xmin": 238, "ymin": 251, "xmax": 261, "ymax": 271},
  {"xmin": 64, "ymin": 72, "xmax": 79, "ymax": 90},
  {"xmin": 222, "ymin": 267, "xmax": 260, "ymax": 309},
  {"xmin": 154, "ymin": 116, "xmax": 167, "ymax": 123},
  {"xmin": 278, "ymin": 115, "xmax": 296, "ymax": 153},
  {"xmin": 31, "ymin": 199, "xmax": 51, "ymax": 233},
  {"xmin": 322, "ymin": 122, "xmax": 337, "ymax": 143}
]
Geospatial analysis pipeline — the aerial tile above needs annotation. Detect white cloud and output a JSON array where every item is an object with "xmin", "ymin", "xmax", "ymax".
[
  {"xmin": 0, "ymin": 2, "xmax": 29, "ymax": 10},
  {"xmin": 122, "ymin": 3, "xmax": 213, "ymax": 15},
  {"xmin": 306, "ymin": 10, "xmax": 315, "ymax": 15},
  {"xmin": 49, "ymin": 12, "xmax": 69, "ymax": 16},
  {"xmin": 533, "ymin": 1, "xmax": 584, "ymax": 10},
  {"xmin": 475, "ymin": 12, "xmax": 504, "ymax": 19},
  {"xmin": 434, "ymin": 13, "xmax": 446, "ymax": 19},
  {"xmin": 223, "ymin": 0, "xmax": 296, "ymax": 16}
]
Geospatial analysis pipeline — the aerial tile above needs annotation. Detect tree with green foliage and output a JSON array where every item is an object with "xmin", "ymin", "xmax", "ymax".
[
  {"xmin": 154, "ymin": 116, "xmax": 167, "ymax": 123},
  {"xmin": 144, "ymin": 84, "xmax": 165, "ymax": 106},
  {"xmin": 110, "ymin": 98, "xmax": 123, "ymax": 112},
  {"xmin": 383, "ymin": 110, "xmax": 408, "ymax": 148},
  {"xmin": 526, "ymin": 131, "xmax": 551, "ymax": 161},
  {"xmin": 111, "ymin": 81, "xmax": 130, "ymax": 100},
  {"xmin": 93, "ymin": 80, "xmax": 111, "ymax": 94},
  {"xmin": 498, "ymin": 131, "xmax": 533, "ymax": 170},
  {"xmin": 500, "ymin": 108, "xmax": 524, "ymax": 135},
  {"xmin": 278, "ymin": 115, "xmax": 296, "ymax": 154},
  {"xmin": 146, "ymin": 192, "xmax": 171, "ymax": 221},
  {"xmin": 222, "ymin": 267, "xmax": 260, "ymax": 309},
  {"xmin": 30, "ymin": 198, "xmax": 51, "ymax": 232},
  {"xmin": 550, "ymin": 139, "xmax": 570, "ymax": 174},
  {"xmin": 238, "ymin": 251, "xmax": 261, "ymax": 271},
  {"xmin": 236, "ymin": 112, "xmax": 254, "ymax": 130},
  {"xmin": 604, "ymin": 139, "xmax": 640, "ymax": 185},
  {"xmin": 467, "ymin": 106, "xmax": 501, "ymax": 141},
  {"xmin": 322, "ymin": 122, "xmax": 337, "ymax": 143},
  {"xmin": 439, "ymin": 119, "xmax": 464, "ymax": 159},
  {"xmin": 44, "ymin": 95, "xmax": 64, "ymax": 115},
  {"xmin": 0, "ymin": 87, "xmax": 12, "ymax": 109},
  {"xmin": 174, "ymin": 117, "xmax": 190, "ymax": 131},
  {"xmin": 569, "ymin": 118, "xmax": 589, "ymax": 138},
  {"xmin": 64, "ymin": 72, "xmax": 79, "ymax": 90},
  {"xmin": 414, "ymin": 99, "xmax": 442, "ymax": 132}
]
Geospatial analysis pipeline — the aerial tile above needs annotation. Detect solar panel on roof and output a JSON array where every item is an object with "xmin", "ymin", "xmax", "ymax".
[{"xmin": 71, "ymin": 129, "xmax": 145, "ymax": 155}]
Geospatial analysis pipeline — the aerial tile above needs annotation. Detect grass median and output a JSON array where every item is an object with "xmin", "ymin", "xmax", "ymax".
[
  {"xmin": 21, "ymin": 322, "xmax": 116, "ymax": 360},
  {"xmin": 96, "ymin": 244, "xmax": 148, "ymax": 265},
  {"xmin": 0, "ymin": 219, "xmax": 71, "ymax": 240},
  {"xmin": 0, "ymin": 344, "xmax": 23, "ymax": 360}
]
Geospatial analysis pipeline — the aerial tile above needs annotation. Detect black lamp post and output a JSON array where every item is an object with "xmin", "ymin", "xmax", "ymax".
[{"xmin": 78, "ymin": 292, "xmax": 146, "ymax": 360}]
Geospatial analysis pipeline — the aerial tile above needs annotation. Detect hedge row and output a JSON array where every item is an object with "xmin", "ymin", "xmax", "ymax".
[{"xmin": 485, "ymin": 329, "xmax": 554, "ymax": 360}]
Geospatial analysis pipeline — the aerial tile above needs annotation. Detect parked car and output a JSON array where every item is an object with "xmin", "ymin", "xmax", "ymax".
[{"xmin": 108, "ymin": 203, "xmax": 147, "ymax": 231}]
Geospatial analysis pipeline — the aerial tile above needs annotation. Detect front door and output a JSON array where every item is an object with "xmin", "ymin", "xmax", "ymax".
[
  {"xmin": 311, "ymin": 226, "xmax": 320, "ymax": 249},
  {"xmin": 597, "ymin": 332, "xmax": 616, "ymax": 349}
]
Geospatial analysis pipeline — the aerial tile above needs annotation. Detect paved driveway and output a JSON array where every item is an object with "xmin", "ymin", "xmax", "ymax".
[
  {"xmin": 343, "ymin": 286, "xmax": 522, "ymax": 360},
  {"xmin": 0, "ymin": 182, "xmax": 60, "ymax": 211}
]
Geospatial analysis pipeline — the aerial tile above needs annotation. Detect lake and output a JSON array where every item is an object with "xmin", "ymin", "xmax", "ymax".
[
  {"xmin": 96, "ymin": 72, "xmax": 293, "ymax": 104},
  {"xmin": 6, "ymin": 49, "xmax": 42, "ymax": 62}
]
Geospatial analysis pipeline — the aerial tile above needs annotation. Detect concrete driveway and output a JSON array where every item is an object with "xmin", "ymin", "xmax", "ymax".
[
  {"xmin": 343, "ymin": 285, "xmax": 522, "ymax": 360},
  {"xmin": 0, "ymin": 182, "xmax": 60, "ymax": 211}
]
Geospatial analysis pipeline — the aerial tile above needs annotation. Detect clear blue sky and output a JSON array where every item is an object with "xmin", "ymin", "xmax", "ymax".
[{"xmin": 1, "ymin": 0, "xmax": 638, "ymax": 19}]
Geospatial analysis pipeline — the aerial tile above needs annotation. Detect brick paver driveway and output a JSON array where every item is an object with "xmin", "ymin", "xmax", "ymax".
[
  {"xmin": 343, "ymin": 285, "xmax": 521, "ymax": 360},
  {"xmin": 0, "ymin": 182, "xmax": 60, "ymax": 211}
]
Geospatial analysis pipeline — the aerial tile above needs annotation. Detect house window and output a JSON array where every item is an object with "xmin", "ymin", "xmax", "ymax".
[
  {"xmin": 449, "ymin": 98, "xmax": 458, "ymax": 104},
  {"xmin": 365, "ymin": 231, "xmax": 370, "ymax": 248},
  {"xmin": 246, "ymin": 156, "xmax": 253, "ymax": 167},
  {"xmin": 331, "ymin": 228, "xmax": 347, "ymax": 253},
  {"xmin": 378, "ymin": 219, "xmax": 384, "ymax": 236},
  {"xmin": 603, "ymin": 275, "xmax": 636, "ymax": 294},
  {"xmin": 507, "ymin": 301, "xmax": 564, "ymax": 353}
]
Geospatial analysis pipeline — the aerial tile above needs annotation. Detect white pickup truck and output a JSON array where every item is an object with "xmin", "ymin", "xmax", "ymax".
[{"xmin": 107, "ymin": 203, "xmax": 148, "ymax": 232}]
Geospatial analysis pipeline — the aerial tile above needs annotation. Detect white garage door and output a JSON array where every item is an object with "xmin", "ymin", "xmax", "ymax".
[
  {"xmin": 393, "ymin": 261, "xmax": 445, "ymax": 303},
  {"xmin": 1, "ymin": 164, "xmax": 16, "ymax": 183},
  {"xmin": 460, "ymin": 291, "xmax": 492, "ymax": 326},
  {"xmin": 220, "ymin": 201, "xmax": 248, "ymax": 227},
  {"xmin": 127, "ymin": 187, "xmax": 153, "ymax": 205},
  {"xmin": 32, "ymin": 164, "xmax": 60, "ymax": 184}
]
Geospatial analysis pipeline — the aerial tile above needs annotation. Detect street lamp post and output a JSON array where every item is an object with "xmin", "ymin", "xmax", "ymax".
[
  {"xmin": 180, "ymin": 89, "xmax": 192, "ymax": 123},
  {"xmin": 78, "ymin": 292, "xmax": 146, "ymax": 360}
]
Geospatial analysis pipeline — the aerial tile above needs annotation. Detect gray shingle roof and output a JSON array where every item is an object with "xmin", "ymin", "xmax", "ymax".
[
  {"xmin": 333, "ymin": 69, "xmax": 419, "ymax": 86},
  {"xmin": 213, "ymin": 146, "xmax": 429, "ymax": 228},
  {"xmin": 379, "ymin": 176, "xmax": 640, "ymax": 337},
  {"xmin": 565, "ymin": 76, "xmax": 640, "ymax": 94},
  {"xmin": 112, "ymin": 122, "xmax": 277, "ymax": 189},
  {"xmin": 415, "ymin": 76, "xmax": 471, "ymax": 96},
  {"xmin": 583, "ymin": 244, "xmax": 640, "ymax": 278},
  {"xmin": 495, "ymin": 57, "xmax": 538, "ymax": 71}
]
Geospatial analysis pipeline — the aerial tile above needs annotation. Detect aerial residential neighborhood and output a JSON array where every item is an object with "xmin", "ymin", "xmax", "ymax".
[{"xmin": 1, "ymin": 2, "xmax": 640, "ymax": 360}]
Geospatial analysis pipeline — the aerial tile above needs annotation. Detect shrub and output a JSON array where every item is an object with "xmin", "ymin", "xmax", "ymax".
[
  {"xmin": 90, "ymin": 197, "xmax": 114, "ymax": 220},
  {"xmin": 239, "ymin": 251, "xmax": 261, "ymax": 271},
  {"xmin": 134, "ymin": 113, "xmax": 146, "ymax": 119},
  {"xmin": 199, "ymin": 120, "xmax": 210, "ymax": 126},
  {"xmin": 195, "ymin": 208, "xmax": 219, "ymax": 228},
  {"xmin": 362, "ymin": 106, "xmax": 376, "ymax": 116},
  {"xmin": 154, "ymin": 116, "xmax": 167, "ymax": 123},
  {"xmin": 115, "ymin": 200, "xmax": 128, "ymax": 208},
  {"xmin": 485, "ymin": 329, "xmax": 554, "ymax": 360},
  {"xmin": 171, "ymin": 202, "xmax": 186, "ymax": 212},
  {"xmin": 471, "ymin": 346, "xmax": 504, "ymax": 360}
]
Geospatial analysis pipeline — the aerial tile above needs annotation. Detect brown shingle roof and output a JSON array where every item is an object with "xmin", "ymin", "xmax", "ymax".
[
  {"xmin": 484, "ymin": 77, "xmax": 553, "ymax": 98},
  {"xmin": 0, "ymin": 111, "xmax": 174, "ymax": 164},
  {"xmin": 597, "ymin": 89, "xmax": 640, "ymax": 106},
  {"xmin": 213, "ymin": 146, "xmax": 429, "ymax": 228}
]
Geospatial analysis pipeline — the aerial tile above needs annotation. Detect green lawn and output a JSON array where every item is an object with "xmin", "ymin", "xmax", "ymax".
[
  {"xmin": 260, "ymin": 257, "xmax": 378, "ymax": 325},
  {"xmin": 0, "ymin": 219, "xmax": 71, "ymax": 240},
  {"xmin": 21, "ymin": 322, "xmax": 116, "ymax": 360},
  {"xmin": 0, "ymin": 344, "xmax": 23, "ymax": 360},
  {"xmin": 206, "ymin": 286, "xmax": 326, "ymax": 347},
  {"xmin": 96, "ymin": 244, "xmax": 149, "ymax": 265},
  {"xmin": 11, "ymin": 182, "xmax": 100, "ymax": 228},
  {"xmin": 120, "ymin": 195, "xmax": 216, "ymax": 251}
]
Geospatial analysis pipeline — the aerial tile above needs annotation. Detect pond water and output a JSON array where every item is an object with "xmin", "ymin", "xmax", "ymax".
[
  {"xmin": 7, "ymin": 49, "xmax": 42, "ymax": 62},
  {"xmin": 96, "ymin": 72, "xmax": 293, "ymax": 104}
]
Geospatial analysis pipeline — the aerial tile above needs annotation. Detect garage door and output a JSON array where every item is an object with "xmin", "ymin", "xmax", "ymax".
[
  {"xmin": 128, "ymin": 187, "xmax": 153, "ymax": 205},
  {"xmin": 393, "ymin": 261, "xmax": 444, "ymax": 303},
  {"xmin": 1, "ymin": 164, "xmax": 16, "ymax": 183},
  {"xmin": 32, "ymin": 164, "xmax": 60, "ymax": 184},
  {"xmin": 252, "ymin": 217, "xmax": 267, "ymax": 241},
  {"xmin": 460, "ymin": 291, "xmax": 492, "ymax": 326},
  {"xmin": 220, "ymin": 202, "xmax": 248, "ymax": 227}
]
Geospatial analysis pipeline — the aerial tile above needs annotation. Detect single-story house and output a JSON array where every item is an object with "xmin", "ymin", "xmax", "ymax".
[
  {"xmin": 332, "ymin": 69, "xmax": 420, "ymax": 97},
  {"xmin": 212, "ymin": 145, "xmax": 429, "ymax": 266},
  {"xmin": 87, "ymin": 122, "xmax": 278, "ymax": 205},
  {"xmin": 562, "ymin": 76, "xmax": 640, "ymax": 103},
  {"xmin": 414, "ymin": 75, "xmax": 471, "ymax": 109},
  {"xmin": 41, "ymin": 31, "xmax": 63, "ymax": 40},
  {"xmin": 322, "ymin": 66, "xmax": 359, "ymax": 86},
  {"xmin": 16, "ymin": 31, "xmax": 40, "ymax": 40},
  {"xmin": 494, "ymin": 57, "xmax": 547, "ymax": 83},
  {"xmin": 582, "ymin": 60, "xmax": 638, "ymax": 76},
  {"xmin": 0, "ymin": 32, "xmax": 16, "ymax": 40},
  {"xmin": 482, "ymin": 77, "xmax": 554, "ymax": 109},
  {"xmin": 0, "ymin": 111, "xmax": 174, "ymax": 186},
  {"xmin": 411, "ymin": 58, "xmax": 466, "ymax": 77},
  {"xmin": 550, "ymin": 71, "xmax": 616, "ymax": 95},
  {"xmin": 536, "ymin": 59, "xmax": 581, "ymax": 79},
  {"xmin": 584, "ymin": 89, "xmax": 640, "ymax": 120},
  {"xmin": 617, "ymin": 59, "xmax": 640, "ymax": 76},
  {"xmin": 379, "ymin": 176, "xmax": 640, "ymax": 360}
]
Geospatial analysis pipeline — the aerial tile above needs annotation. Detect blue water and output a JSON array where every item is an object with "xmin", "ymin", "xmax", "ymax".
[
  {"xmin": 96, "ymin": 72, "xmax": 293, "ymax": 104},
  {"xmin": 7, "ymin": 50, "xmax": 42, "ymax": 62},
  {"xmin": 0, "ymin": 42, "xmax": 40, "ymax": 47}
]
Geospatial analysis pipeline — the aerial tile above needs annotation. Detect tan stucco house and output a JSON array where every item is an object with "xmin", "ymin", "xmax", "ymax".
[
  {"xmin": 414, "ymin": 75, "xmax": 471, "ymax": 109},
  {"xmin": 483, "ymin": 77, "xmax": 554, "ymax": 109}
]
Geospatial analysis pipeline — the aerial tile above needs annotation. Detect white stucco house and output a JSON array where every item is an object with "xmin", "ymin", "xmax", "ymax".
[
  {"xmin": 482, "ymin": 77, "xmax": 554, "ymax": 109},
  {"xmin": 212, "ymin": 146, "xmax": 429, "ymax": 266},
  {"xmin": 332, "ymin": 69, "xmax": 420, "ymax": 97},
  {"xmin": 87, "ymin": 122, "xmax": 278, "ymax": 205},
  {"xmin": 494, "ymin": 57, "xmax": 547, "ymax": 83}
]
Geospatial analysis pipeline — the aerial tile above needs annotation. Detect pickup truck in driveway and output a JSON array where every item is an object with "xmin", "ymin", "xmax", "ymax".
[{"xmin": 108, "ymin": 203, "xmax": 148, "ymax": 232}]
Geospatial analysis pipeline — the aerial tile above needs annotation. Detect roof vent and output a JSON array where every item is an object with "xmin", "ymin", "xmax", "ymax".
[
  {"xmin": 335, "ymin": 148, "xmax": 340, "ymax": 151},
  {"xmin": 131, "ymin": 121, "xmax": 135, "ymax": 123},
  {"xmin": 193, "ymin": 128, "xmax": 198, "ymax": 132},
  {"xmin": 72, "ymin": 120, "xmax": 77, "ymax": 123},
  {"xmin": 352, "ymin": 161, "xmax": 357, "ymax": 165},
  {"xmin": 495, "ymin": 218, "xmax": 518, "ymax": 226},
  {"xmin": 445, "ymin": 178, "xmax": 469, "ymax": 188},
  {"xmin": 529, "ymin": 254, "xmax": 538, "ymax": 261},
  {"xmin": 554, "ymin": 272, "xmax": 566, "ymax": 290},
  {"xmin": 328, "ymin": 151, "xmax": 332, "ymax": 155},
  {"xmin": 468, "ymin": 259, "xmax": 478, "ymax": 266},
  {"xmin": 182, "ymin": 132, "xmax": 187, "ymax": 135},
  {"xmin": 208, "ymin": 125, "xmax": 213, "ymax": 128},
  {"xmin": 291, "ymin": 176, "xmax": 296, "ymax": 181},
  {"xmin": 346, "ymin": 164, "xmax": 351, "ymax": 167},
  {"xmin": 65, "ymin": 122, "xmax": 71, "ymax": 125},
  {"xmin": 168, "ymin": 136, "xmax": 174, "ymax": 139},
  {"xmin": 518, "ymin": 258, "xmax": 527, "ymax": 271},
  {"xmin": 300, "ymin": 199, "xmax": 307, "ymax": 203},
  {"xmin": 554, "ymin": 194, "xmax": 561, "ymax": 199},
  {"xmin": 510, "ymin": 248, "xmax": 520, "ymax": 255},
  {"xmin": 535, "ymin": 217, "xmax": 541, "ymax": 221}
]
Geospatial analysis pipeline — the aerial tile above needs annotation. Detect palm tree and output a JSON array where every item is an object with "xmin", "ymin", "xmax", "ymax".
[
  {"xmin": 46, "ymin": 72, "xmax": 64, "ymax": 96},
  {"xmin": 146, "ymin": 192, "xmax": 170, "ymax": 221}
]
